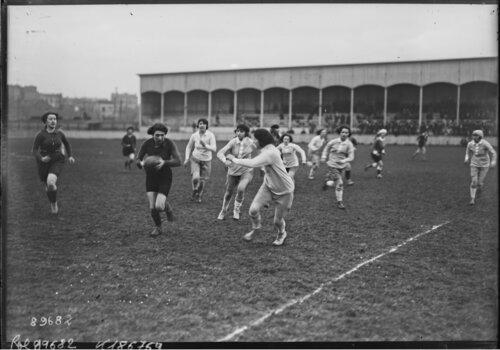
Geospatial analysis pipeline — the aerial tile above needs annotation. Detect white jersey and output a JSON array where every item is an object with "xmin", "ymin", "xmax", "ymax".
[
  {"xmin": 466, "ymin": 139, "xmax": 497, "ymax": 168},
  {"xmin": 232, "ymin": 144, "xmax": 294, "ymax": 196},
  {"xmin": 217, "ymin": 136, "xmax": 255, "ymax": 176},
  {"xmin": 321, "ymin": 138, "xmax": 355, "ymax": 169},
  {"xmin": 308, "ymin": 135, "xmax": 326, "ymax": 155},
  {"xmin": 185, "ymin": 130, "xmax": 217, "ymax": 162},
  {"xmin": 277, "ymin": 142, "xmax": 306, "ymax": 168}
]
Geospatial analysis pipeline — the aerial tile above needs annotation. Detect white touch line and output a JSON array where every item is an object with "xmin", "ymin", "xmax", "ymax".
[{"xmin": 218, "ymin": 221, "xmax": 451, "ymax": 342}]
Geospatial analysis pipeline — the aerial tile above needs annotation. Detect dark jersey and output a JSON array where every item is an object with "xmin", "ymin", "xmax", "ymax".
[
  {"xmin": 270, "ymin": 130, "xmax": 280, "ymax": 146},
  {"xmin": 349, "ymin": 136, "xmax": 358, "ymax": 147},
  {"xmin": 137, "ymin": 138, "xmax": 175, "ymax": 165},
  {"xmin": 417, "ymin": 134, "xmax": 428, "ymax": 147},
  {"xmin": 32, "ymin": 128, "xmax": 72, "ymax": 161},
  {"xmin": 373, "ymin": 137, "xmax": 385, "ymax": 154},
  {"xmin": 121, "ymin": 135, "xmax": 137, "ymax": 149}
]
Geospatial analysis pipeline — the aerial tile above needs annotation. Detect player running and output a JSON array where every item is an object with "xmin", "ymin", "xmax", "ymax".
[
  {"xmin": 276, "ymin": 133, "xmax": 307, "ymax": 182},
  {"xmin": 320, "ymin": 126, "xmax": 355, "ymax": 210},
  {"xmin": 32, "ymin": 112, "xmax": 76, "ymax": 214},
  {"xmin": 121, "ymin": 126, "xmax": 137, "ymax": 170},
  {"xmin": 464, "ymin": 129, "xmax": 497, "ymax": 206},
  {"xmin": 307, "ymin": 128, "xmax": 328, "ymax": 179},
  {"xmin": 412, "ymin": 131, "xmax": 429, "ymax": 161},
  {"xmin": 226, "ymin": 129, "xmax": 294, "ymax": 246},
  {"xmin": 184, "ymin": 118, "xmax": 217, "ymax": 203},
  {"xmin": 364, "ymin": 128, "xmax": 387, "ymax": 178},
  {"xmin": 136, "ymin": 123, "xmax": 181, "ymax": 237},
  {"xmin": 216, "ymin": 124, "xmax": 256, "ymax": 220},
  {"xmin": 344, "ymin": 134, "xmax": 358, "ymax": 185}
]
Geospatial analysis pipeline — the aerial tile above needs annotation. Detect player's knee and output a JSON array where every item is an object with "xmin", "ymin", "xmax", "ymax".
[
  {"xmin": 155, "ymin": 203, "xmax": 165, "ymax": 211},
  {"xmin": 249, "ymin": 205, "xmax": 260, "ymax": 217},
  {"xmin": 46, "ymin": 177, "xmax": 57, "ymax": 190},
  {"xmin": 336, "ymin": 182, "xmax": 343, "ymax": 191},
  {"xmin": 470, "ymin": 180, "xmax": 478, "ymax": 188},
  {"xmin": 235, "ymin": 189, "xmax": 245, "ymax": 201}
]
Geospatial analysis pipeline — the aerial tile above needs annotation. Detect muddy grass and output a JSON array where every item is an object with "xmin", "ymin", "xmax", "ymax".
[{"xmin": 4, "ymin": 138, "xmax": 497, "ymax": 344}]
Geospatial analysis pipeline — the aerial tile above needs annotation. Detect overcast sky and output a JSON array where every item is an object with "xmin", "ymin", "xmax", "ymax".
[{"xmin": 7, "ymin": 4, "xmax": 498, "ymax": 99}]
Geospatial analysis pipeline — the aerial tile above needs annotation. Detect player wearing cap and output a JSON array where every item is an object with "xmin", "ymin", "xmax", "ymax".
[
  {"xmin": 276, "ymin": 133, "xmax": 307, "ymax": 182},
  {"xmin": 320, "ymin": 126, "xmax": 355, "ymax": 210},
  {"xmin": 32, "ymin": 112, "xmax": 76, "ymax": 214},
  {"xmin": 226, "ymin": 129, "xmax": 294, "ymax": 246},
  {"xmin": 365, "ymin": 128, "xmax": 387, "ymax": 178},
  {"xmin": 307, "ymin": 129, "xmax": 328, "ymax": 180},
  {"xmin": 137, "ymin": 123, "xmax": 182, "ymax": 236},
  {"xmin": 464, "ymin": 129, "xmax": 497, "ymax": 205},
  {"xmin": 184, "ymin": 118, "xmax": 217, "ymax": 203},
  {"xmin": 216, "ymin": 124, "xmax": 256, "ymax": 220}
]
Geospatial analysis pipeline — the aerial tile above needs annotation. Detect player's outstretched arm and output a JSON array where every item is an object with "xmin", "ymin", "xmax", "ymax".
[
  {"xmin": 294, "ymin": 143, "xmax": 307, "ymax": 164},
  {"xmin": 217, "ymin": 139, "xmax": 233, "ymax": 163}
]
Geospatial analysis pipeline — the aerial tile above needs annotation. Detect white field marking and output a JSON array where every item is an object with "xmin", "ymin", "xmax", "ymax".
[{"xmin": 217, "ymin": 221, "xmax": 451, "ymax": 342}]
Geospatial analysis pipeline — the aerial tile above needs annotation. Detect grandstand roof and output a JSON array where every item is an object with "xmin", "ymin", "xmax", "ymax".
[{"xmin": 138, "ymin": 56, "xmax": 497, "ymax": 77}]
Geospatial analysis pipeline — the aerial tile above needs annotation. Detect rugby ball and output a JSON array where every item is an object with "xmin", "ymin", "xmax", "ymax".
[
  {"xmin": 143, "ymin": 155, "xmax": 163, "ymax": 169},
  {"xmin": 326, "ymin": 180, "xmax": 335, "ymax": 187}
]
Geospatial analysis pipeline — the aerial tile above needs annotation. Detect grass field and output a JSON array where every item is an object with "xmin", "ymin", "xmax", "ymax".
[{"xmin": 4, "ymin": 137, "xmax": 498, "ymax": 344}]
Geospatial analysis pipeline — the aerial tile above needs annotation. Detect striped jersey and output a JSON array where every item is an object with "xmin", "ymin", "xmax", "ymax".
[
  {"xmin": 185, "ymin": 130, "xmax": 217, "ymax": 162},
  {"xmin": 321, "ymin": 138, "xmax": 355, "ymax": 169},
  {"xmin": 231, "ymin": 144, "xmax": 294, "ymax": 196},
  {"xmin": 308, "ymin": 135, "xmax": 327, "ymax": 155},
  {"xmin": 466, "ymin": 139, "xmax": 497, "ymax": 168},
  {"xmin": 217, "ymin": 136, "xmax": 255, "ymax": 176},
  {"xmin": 277, "ymin": 142, "xmax": 307, "ymax": 168}
]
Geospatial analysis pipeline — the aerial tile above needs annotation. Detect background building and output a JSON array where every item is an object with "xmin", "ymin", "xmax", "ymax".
[{"xmin": 139, "ymin": 57, "xmax": 497, "ymax": 136}]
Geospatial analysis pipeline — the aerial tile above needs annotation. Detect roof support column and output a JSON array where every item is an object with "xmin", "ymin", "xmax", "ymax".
[
  {"xmin": 349, "ymin": 88, "xmax": 354, "ymax": 130},
  {"xmin": 260, "ymin": 90, "xmax": 264, "ymax": 128},
  {"xmin": 318, "ymin": 89, "xmax": 323, "ymax": 130},
  {"xmin": 383, "ymin": 87, "xmax": 388, "ymax": 126},
  {"xmin": 160, "ymin": 92, "xmax": 164, "ymax": 124},
  {"xmin": 208, "ymin": 91, "xmax": 212, "ymax": 125},
  {"xmin": 184, "ymin": 92, "xmax": 188, "ymax": 127},
  {"xmin": 288, "ymin": 89, "xmax": 293, "ymax": 131},
  {"xmin": 456, "ymin": 85, "xmax": 460, "ymax": 124},
  {"xmin": 233, "ymin": 91, "xmax": 238, "ymax": 128},
  {"xmin": 138, "ymin": 94, "xmax": 142, "ymax": 128},
  {"xmin": 418, "ymin": 86, "xmax": 423, "ymax": 130}
]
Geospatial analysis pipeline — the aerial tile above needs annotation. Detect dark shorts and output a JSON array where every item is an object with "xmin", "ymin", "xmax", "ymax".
[
  {"xmin": 37, "ymin": 154, "xmax": 65, "ymax": 182},
  {"xmin": 370, "ymin": 153, "xmax": 382, "ymax": 162},
  {"xmin": 145, "ymin": 167, "xmax": 173, "ymax": 195},
  {"xmin": 122, "ymin": 147, "xmax": 135, "ymax": 156}
]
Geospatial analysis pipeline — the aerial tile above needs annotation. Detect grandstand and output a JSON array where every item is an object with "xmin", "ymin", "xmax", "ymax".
[{"xmin": 138, "ymin": 57, "xmax": 497, "ymax": 136}]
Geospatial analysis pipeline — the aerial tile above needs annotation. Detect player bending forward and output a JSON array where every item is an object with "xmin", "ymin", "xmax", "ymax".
[
  {"xmin": 321, "ymin": 126, "xmax": 355, "ymax": 210},
  {"xmin": 216, "ymin": 124, "xmax": 256, "ymax": 220},
  {"xmin": 226, "ymin": 129, "xmax": 294, "ymax": 246},
  {"xmin": 464, "ymin": 129, "xmax": 496, "ymax": 206}
]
